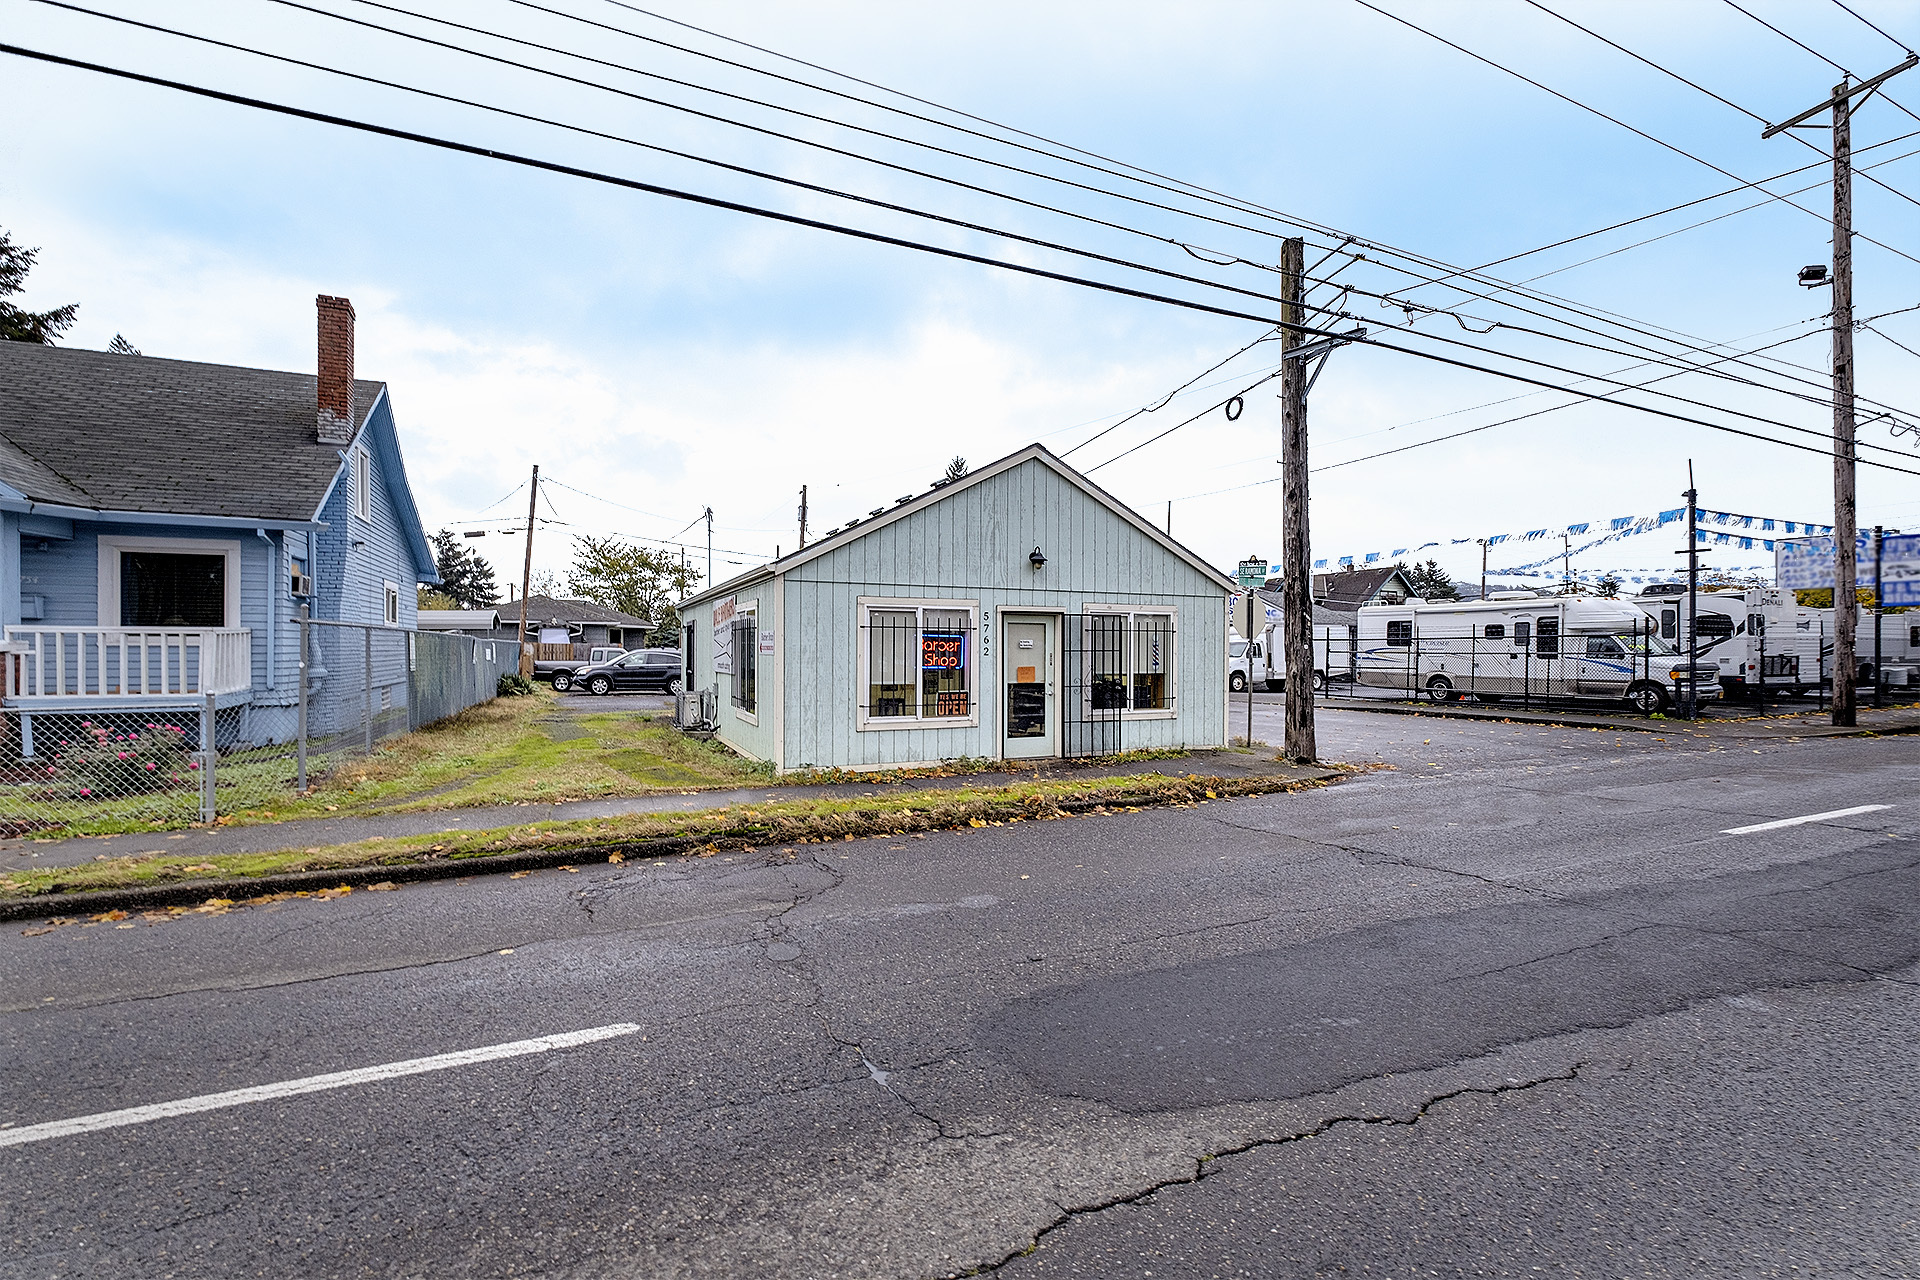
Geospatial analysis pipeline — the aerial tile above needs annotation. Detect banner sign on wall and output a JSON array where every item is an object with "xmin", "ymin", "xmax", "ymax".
[{"xmin": 711, "ymin": 596, "xmax": 736, "ymax": 676}]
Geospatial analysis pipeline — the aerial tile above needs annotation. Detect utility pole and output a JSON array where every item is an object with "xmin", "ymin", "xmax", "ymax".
[
  {"xmin": 1683, "ymin": 465, "xmax": 1700, "ymax": 720},
  {"xmin": 1279, "ymin": 237, "xmax": 1315, "ymax": 764},
  {"xmin": 1166, "ymin": 500, "xmax": 1172, "ymax": 536},
  {"xmin": 516, "ymin": 464, "xmax": 539, "ymax": 678},
  {"xmin": 1873, "ymin": 523, "xmax": 1884, "ymax": 708},
  {"xmin": 797, "ymin": 486, "xmax": 809, "ymax": 551},
  {"xmin": 704, "ymin": 506, "xmax": 714, "ymax": 586},
  {"xmin": 1561, "ymin": 532, "xmax": 1572, "ymax": 594},
  {"xmin": 1479, "ymin": 539, "xmax": 1489, "ymax": 600},
  {"xmin": 1763, "ymin": 55, "xmax": 1915, "ymax": 727}
]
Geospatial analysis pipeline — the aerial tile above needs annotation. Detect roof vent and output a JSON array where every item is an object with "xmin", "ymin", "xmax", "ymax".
[
  {"xmin": 896, "ymin": 494, "xmax": 915, "ymax": 505},
  {"xmin": 870, "ymin": 507, "xmax": 886, "ymax": 517}
]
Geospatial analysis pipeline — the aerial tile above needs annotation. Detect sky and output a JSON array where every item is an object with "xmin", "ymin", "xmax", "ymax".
[{"xmin": 5, "ymin": 0, "xmax": 1920, "ymax": 596}]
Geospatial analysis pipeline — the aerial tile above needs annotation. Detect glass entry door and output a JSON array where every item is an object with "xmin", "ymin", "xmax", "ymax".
[{"xmin": 1002, "ymin": 614, "xmax": 1058, "ymax": 759}]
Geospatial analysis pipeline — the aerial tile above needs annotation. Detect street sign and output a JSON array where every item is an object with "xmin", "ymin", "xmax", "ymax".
[
  {"xmin": 1236, "ymin": 557, "xmax": 1269, "ymax": 588},
  {"xmin": 1776, "ymin": 533, "xmax": 1920, "ymax": 604}
]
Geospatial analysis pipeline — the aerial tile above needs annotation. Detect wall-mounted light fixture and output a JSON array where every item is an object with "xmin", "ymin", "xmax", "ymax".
[{"xmin": 1029, "ymin": 546, "xmax": 1047, "ymax": 569}]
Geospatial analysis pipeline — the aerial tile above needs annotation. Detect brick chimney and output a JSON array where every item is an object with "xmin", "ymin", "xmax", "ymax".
[{"xmin": 316, "ymin": 294, "xmax": 357, "ymax": 445}]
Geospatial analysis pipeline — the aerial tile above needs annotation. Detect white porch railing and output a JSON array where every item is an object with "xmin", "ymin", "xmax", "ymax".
[{"xmin": 2, "ymin": 628, "xmax": 253, "ymax": 700}]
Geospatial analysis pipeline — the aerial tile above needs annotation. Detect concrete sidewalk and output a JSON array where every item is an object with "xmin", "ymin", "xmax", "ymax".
[{"xmin": 2, "ymin": 749, "xmax": 1327, "ymax": 873}]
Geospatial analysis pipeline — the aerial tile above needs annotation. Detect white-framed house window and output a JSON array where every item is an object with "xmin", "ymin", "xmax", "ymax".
[
  {"xmin": 96, "ymin": 535, "xmax": 243, "ymax": 629},
  {"xmin": 354, "ymin": 446, "xmax": 373, "ymax": 521},
  {"xmin": 856, "ymin": 597, "xmax": 980, "ymax": 730},
  {"xmin": 1083, "ymin": 604, "xmax": 1177, "ymax": 717},
  {"xmin": 383, "ymin": 581, "xmax": 400, "ymax": 627}
]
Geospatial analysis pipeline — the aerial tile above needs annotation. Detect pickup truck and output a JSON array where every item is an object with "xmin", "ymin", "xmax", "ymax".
[{"xmin": 544, "ymin": 647, "xmax": 628, "ymax": 690}]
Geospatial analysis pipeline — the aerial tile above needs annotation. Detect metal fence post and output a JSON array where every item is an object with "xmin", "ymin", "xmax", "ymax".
[
  {"xmin": 363, "ymin": 624, "xmax": 374, "ymax": 756},
  {"xmin": 200, "ymin": 691, "xmax": 217, "ymax": 824},
  {"xmin": 296, "ymin": 605, "xmax": 309, "ymax": 791}
]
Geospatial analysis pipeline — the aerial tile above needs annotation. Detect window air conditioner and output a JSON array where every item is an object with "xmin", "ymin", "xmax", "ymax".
[{"xmin": 290, "ymin": 571, "xmax": 314, "ymax": 597}]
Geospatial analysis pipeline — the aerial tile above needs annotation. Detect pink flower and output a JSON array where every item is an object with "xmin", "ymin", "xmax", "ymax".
[
  {"xmin": 117, "ymin": 752, "xmax": 129, "ymax": 760},
  {"xmin": 144, "ymin": 762, "xmax": 157, "ymax": 771},
  {"xmin": 45, "ymin": 767, "xmax": 56, "ymax": 775},
  {"xmin": 187, "ymin": 761, "xmax": 199, "ymax": 771},
  {"xmin": 81, "ymin": 720, "xmax": 92, "ymax": 727},
  {"xmin": 79, "ymin": 788, "xmax": 92, "ymax": 796}
]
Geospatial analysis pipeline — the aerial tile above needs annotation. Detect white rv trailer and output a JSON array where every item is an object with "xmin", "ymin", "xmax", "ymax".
[
  {"xmin": 1631, "ymin": 586, "xmax": 1920, "ymax": 696},
  {"xmin": 1353, "ymin": 593, "xmax": 1719, "ymax": 711}
]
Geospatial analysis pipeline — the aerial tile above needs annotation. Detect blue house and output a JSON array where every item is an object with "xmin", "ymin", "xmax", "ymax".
[{"xmin": 0, "ymin": 296, "xmax": 440, "ymax": 744}]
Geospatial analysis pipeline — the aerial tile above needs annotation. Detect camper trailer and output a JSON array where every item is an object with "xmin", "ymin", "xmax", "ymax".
[
  {"xmin": 1630, "ymin": 586, "xmax": 1919, "ymax": 697},
  {"xmin": 1354, "ymin": 593, "xmax": 1719, "ymax": 711}
]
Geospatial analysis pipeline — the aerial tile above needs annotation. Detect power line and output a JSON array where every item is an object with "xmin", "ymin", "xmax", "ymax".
[
  {"xmin": 13, "ymin": 41, "xmax": 1919, "ymax": 480},
  {"xmin": 1060, "ymin": 327, "xmax": 1278, "ymax": 457},
  {"xmin": 220, "ymin": 0, "xmax": 1911, "ymax": 425},
  {"xmin": 1830, "ymin": 0, "xmax": 1916, "ymax": 56},
  {"xmin": 1522, "ymin": 0, "xmax": 1920, "ymax": 213},
  {"xmin": 1349, "ymin": 0, "xmax": 1920, "ymax": 267},
  {"xmin": 281, "ymin": 0, "xmax": 1901, "ymax": 418},
  {"xmin": 55, "ymin": 2, "xmax": 1895, "ymax": 432}
]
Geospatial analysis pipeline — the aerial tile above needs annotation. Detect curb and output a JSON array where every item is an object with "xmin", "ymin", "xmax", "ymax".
[
  {"xmin": 0, "ymin": 768, "xmax": 1344, "ymax": 924},
  {"xmin": 1318, "ymin": 698, "xmax": 1920, "ymax": 738}
]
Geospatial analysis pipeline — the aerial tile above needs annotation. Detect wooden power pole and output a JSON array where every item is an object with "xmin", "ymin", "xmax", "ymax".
[
  {"xmin": 1279, "ymin": 237, "xmax": 1316, "ymax": 764},
  {"xmin": 516, "ymin": 464, "xmax": 539, "ymax": 677},
  {"xmin": 1763, "ymin": 54, "xmax": 1915, "ymax": 727},
  {"xmin": 797, "ymin": 486, "xmax": 809, "ymax": 551}
]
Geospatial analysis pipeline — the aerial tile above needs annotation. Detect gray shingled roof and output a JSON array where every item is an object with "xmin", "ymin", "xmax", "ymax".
[
  {"xmin": 511, "ymin": 595, "xmax": 652, "ymax": 628},
  {"xmin": 0, "ymin": 339, "xmax": 382, "ymax": 520}
]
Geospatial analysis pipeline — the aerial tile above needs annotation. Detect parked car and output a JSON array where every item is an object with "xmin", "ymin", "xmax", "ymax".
[
  {"xmin": 547, "ymin": 646, "xmax": 630, "ymax": 691},
  {"xmin": 570, "ymin": 648, "xmax": 685, "ymax": 696}
]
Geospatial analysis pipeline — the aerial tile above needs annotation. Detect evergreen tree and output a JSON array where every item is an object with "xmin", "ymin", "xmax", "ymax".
[
  {"xmin": 107, "ymin": 333, "xmax": 141, "ymax": 355},
  {"xmin": 428, "ymin": 528, "xmax": 502, "ymax": 608},
  {"xmin": 0, "ymin": 229, "xmax": 79, "ymax": 344},
  {"xmin": 1401, "ymin": 559, "xmax": 1458, "ymax": 600},
  {"xmin": 1595, "ymin": 574, "xmax": 1623, "ymax": 598},
  {"xmin": 943, "ymin": 456, "xmax": 968, "ymax": 483}
]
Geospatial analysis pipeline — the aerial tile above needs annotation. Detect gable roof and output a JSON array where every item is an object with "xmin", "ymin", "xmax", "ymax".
[
  {"xmin": 682, "ymin": 442, "xmax": 1235, "ymax": 608},
  {"xmin": 1251, "ymin": 587, "xmax": 1357, "ymax": 629},
  {"xmin": 0, "ymin": 339, "xmax": 383, "ymax": 521},
  {"xmin": 1316, "ymin": 565, "xmax": 1413, "ymax": 607},
  {"xmin": 509, "ymin": 595, "xmax": 652, "ymax": 628}
]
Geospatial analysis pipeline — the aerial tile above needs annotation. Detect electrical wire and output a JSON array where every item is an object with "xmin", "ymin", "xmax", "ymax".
[
  {"xmin": 1865, "ymin": 324, "xmax": 1920, "ymax": 360},
  {"xmin": 169, "ymin": 0, "xmax": 1903, "ymax": 429},
  {"xmin": 1349, "ymin": 0, "xmax": 1920, "ymax": 267},
  {"xmin": 268, "ymin": 0, "xmax": 1897, "ymax": 419},
  {"xmin": 1061, "ymin": 327, "xmax": 1279, "ymax": 457},
  {"xmin": 1522, "ymin": 0, "xmax": 1920, "ymax": 213},
  {"xmin": 1830, "ymin": 0, "xmax": 1917, "ymax": 56},
  {"xmin": 57, "ymin": 0, "xmax": 1899, "ymax": 433},
  {"xmin": 12, "ymin": 42, "xmax": 1917, "ymax": 480}
]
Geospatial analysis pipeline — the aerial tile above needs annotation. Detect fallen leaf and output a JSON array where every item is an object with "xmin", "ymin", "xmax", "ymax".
[
  {"xmin": 607, "ymin": 853, "xmax": 624, "ymax": 863},
  {"xmin": 509, "ymin": 870, "xmax": 532, "ymax": 879},
  {"xmin": 969, "ymin": 818, "xmax": 987, "ymax": 828},
  {"xmin": 91, "ymin": 910, "xmax": 130, "ymax": 922},
  {"xmin": 498, "ymin": 948, "xmax": 514, "ymax": 955},
  {"xmin": 1205, "ymin": 791, "xmax": 1217, "ymax": 799},
  {"xmin": 366, "ymin": 882, "xmax": 398, "ymax": 892},
  {"xmin": 558, "ymin": 866, "xmax": 578, "ymax": 873}
]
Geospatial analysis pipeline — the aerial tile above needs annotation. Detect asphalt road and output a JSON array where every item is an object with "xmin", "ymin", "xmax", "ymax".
[{"xmin": 2, "ymin": 710, "xmax": 1914, "ymax": 1278}]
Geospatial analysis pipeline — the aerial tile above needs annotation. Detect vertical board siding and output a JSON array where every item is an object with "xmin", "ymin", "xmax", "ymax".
[{"xmin": 765, "ymin": 456, "xmax": 1229, "ymax": 770}]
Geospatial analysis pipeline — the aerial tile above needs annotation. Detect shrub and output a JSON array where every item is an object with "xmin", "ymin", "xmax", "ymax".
[
  {"xmin": 497, "ymin": 672, "xmax": 537, "ymax": 697},
  {"xmin": 47, "ymin": 720, "xmax": 196, "ymax": 798}
]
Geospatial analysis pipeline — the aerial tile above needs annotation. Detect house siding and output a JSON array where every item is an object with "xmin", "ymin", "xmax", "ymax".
[{"xmin": 688, "ymin": 455, "xmax": 1228, "ymax": 772}]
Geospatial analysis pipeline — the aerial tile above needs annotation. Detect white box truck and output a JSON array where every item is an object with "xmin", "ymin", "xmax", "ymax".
[
  {"xmin": 1353, "ymin": 593, "xmax": 1718, "ymax": 712},
  {"xmin": 1228, "ymin": 619, "xmax": 1356, "ymax": 693}
]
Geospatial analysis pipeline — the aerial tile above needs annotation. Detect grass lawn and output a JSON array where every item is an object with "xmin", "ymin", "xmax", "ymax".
[
  {"xmin": 3, "ymin": 688, "xmax": 770, "ymax": 838},
  {"xmin": 256, "ymin": 687, "xmax": 770, "ymax": 821}
]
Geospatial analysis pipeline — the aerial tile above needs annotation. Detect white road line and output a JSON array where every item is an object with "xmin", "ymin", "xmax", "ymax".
[
  {"xmin": 1722, "ymin": 805, "xmax": 1893, "ymax": 836},
  {"xmin": 0, "ymin": 1023, "xmax": 640, "ymax": 1150}
]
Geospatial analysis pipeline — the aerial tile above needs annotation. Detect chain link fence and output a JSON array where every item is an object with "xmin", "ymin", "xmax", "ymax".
[{"xmin": 0, "ymin": 622, "xmax": 518, "ymax": 837}]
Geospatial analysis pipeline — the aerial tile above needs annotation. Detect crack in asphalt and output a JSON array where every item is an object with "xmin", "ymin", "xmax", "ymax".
[{"xmin": 965, "ymin": 1061, "xmax": 1592, "ymax": 1275}]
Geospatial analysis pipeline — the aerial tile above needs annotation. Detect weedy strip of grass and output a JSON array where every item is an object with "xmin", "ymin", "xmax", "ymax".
[{"xmin": 0, "ymin": 770, "xmax": 1339, "ymax": 911}]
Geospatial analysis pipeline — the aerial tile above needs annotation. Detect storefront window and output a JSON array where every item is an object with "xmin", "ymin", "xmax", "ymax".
[
  {"xmin": 1087, "ymin": 609, "xmax": 1176, "ymax": 714},
  {"xmin": 1131, "ymin": 614, "xmax": 1171, "ymax": 709},
  {"xmin": 731, "ymin": 609, "xmax": 757, "ymax": 712},
  {"xmin": 862, "ymin": 602, "xmax": 977, "ymax": 724}
]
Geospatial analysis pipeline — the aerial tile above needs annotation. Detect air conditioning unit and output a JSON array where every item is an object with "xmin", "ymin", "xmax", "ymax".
[{"xmin": 289, "ymin": 571, "xmax": 314, "ymax": 597}]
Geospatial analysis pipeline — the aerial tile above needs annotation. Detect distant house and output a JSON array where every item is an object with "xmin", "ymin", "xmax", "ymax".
[
  {"xmin": 490, "ymin": 595, "xmax": 652, "ymax": 656},
  {"xmin": 0, "ymin": 296, "xmax": 439, "ymax": 742},
  {"xmin": 1309, "ymin": 566, "xmax": 1418, "ymax": 611}
]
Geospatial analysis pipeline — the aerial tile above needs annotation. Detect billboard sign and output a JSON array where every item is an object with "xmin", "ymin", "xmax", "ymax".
[{"xmin": 1776, "ymin": 533, "xmax": 1920, "ymax": 605}]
